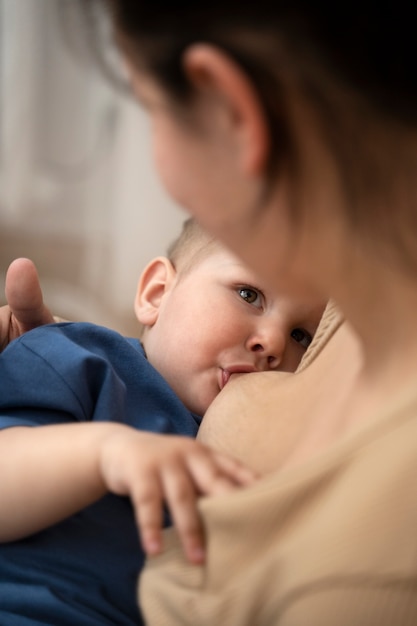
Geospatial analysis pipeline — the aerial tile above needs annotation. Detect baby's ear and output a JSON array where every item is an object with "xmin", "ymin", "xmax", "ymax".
[{"xmin": 134, "ymin": 257, "xmax": 177, "ymax": 326}]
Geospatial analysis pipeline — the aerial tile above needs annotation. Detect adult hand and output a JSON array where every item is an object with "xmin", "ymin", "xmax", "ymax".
[{"xmin": 0, "ymin": 258, "xmax": 54, "ymax": 351}]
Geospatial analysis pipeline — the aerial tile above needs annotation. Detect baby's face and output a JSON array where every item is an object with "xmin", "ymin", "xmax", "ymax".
[{"xmin": 141, "ymin": 247, "xmax": 326, "ymax": 416}]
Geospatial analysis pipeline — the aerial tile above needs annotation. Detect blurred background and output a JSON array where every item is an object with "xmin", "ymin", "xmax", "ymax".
[{"xmin": 0, "ymin": 0, "xmax": 185, "ymax": 336}]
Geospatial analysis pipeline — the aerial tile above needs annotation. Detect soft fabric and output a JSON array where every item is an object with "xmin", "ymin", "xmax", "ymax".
[
  {"xmin": 296, "ymin": 300, "xmax": 343, "ymax": 373},
  {"xmin": 139, "ymin": 308, "xmax": 417, "ymax": 625},
  {"xmin": 0, "ymin": 322, "xmax": 201, "ymax": 626}
]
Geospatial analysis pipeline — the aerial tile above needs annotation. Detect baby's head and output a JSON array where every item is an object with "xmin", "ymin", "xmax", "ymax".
[
  {"xmin": 165, "ymin": 217, "xmax": 217, "ymax": 276},
  {"xmin": 135, "ymin": 219, "xmax": 326, "ymax": 416}
]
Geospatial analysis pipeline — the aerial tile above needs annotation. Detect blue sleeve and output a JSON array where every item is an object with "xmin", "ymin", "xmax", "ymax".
[
  {"xmin": 0, "ymin": 322, "xmax": 201, "ymax": 437},
  {"xmin": 0, "ymin": 323, "xmax": 132, "ymax": 429}
]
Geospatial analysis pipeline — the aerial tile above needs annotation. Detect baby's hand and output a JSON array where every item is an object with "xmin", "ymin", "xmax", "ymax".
[{"xmin": 99, "ymin": 429, "xmax": 256, "ymax": 564}]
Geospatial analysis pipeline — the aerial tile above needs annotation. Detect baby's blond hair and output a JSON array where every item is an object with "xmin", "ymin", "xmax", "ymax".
[{"xmin": 167, "ymin": 218, "xmax": 218, "ymax": 277}]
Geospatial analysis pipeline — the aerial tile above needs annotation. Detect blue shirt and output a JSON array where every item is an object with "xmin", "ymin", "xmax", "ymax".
[{"xmin": 0, "ymin": 323, "xmax": 201, "ymax": 625}]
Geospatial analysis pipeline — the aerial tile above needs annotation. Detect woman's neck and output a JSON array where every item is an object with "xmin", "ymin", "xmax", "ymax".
[{"xmin": 333, "ymin": 256, "xmax": 417, "ymax": 397}]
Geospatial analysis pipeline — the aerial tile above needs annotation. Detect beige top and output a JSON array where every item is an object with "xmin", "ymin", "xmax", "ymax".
[
  {"xmin": 140, "ymin": 304, "xmax": 417, "ymax": 625},
  {"xmin": 296, "ymin": 300, "xmax": 343, "ymax": 372}
]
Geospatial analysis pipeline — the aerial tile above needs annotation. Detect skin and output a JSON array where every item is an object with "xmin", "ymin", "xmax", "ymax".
[
  {"xmin": 137, "ymin": 246, "xmax": 325, "ymax": 417},
  {"xmin": 129, "ymin": 49, "xmax": 347, "ymax": 302},
  {"xmin": 0, "ymin": 258, "xmax": 55, "ymax": 351},
  {"xmin": 198, "ymin": 320, "xmax": 363, "ymax": 475}
]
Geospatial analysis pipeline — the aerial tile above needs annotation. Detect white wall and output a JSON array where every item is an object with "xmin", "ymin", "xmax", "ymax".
[{"xmin": 0, "ymin": 0, "xmax": 185, "ymax": 335}]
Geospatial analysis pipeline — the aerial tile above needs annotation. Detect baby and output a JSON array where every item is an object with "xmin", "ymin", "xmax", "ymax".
[{"xmin": 0, "ymin": 218, "xmax": 326, "ymax": 625}]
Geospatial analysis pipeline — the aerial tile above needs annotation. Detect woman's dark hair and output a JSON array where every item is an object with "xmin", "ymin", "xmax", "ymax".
[
  {"xmin": 103, "ymin": 2, "xmax": 417, "ymax": 166},
  {"xmin": 104, "ymin": 2, "xmax": 417, "ymax": 120},
  {"xmin": 98, "ymin": 1, "xmax": 417, "ymax": 269}
]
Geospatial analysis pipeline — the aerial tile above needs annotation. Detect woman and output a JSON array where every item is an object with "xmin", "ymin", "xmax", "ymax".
[{"xmin": 2, "ymin": 1, "xmax": 417, "ymax": 624}]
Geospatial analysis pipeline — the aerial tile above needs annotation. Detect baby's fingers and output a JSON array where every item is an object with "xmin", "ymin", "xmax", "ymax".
[
  {"xmin": 185, "ymin": 449, "xmax": 257, "ymax": 498},
  {"xmin": 162, "ymin": 466, "xmax": 206, "ymax": 564},
  {"xmin": 130, "ymin": 475, "xmax": 165, "ymax": 558},
  {"xmin": 161, "ymin": 449, "xmax": 257, "ymax": 564},
  {"xmin": 208, "ymin": 451, "xmax": 257, "ymax": 490}
]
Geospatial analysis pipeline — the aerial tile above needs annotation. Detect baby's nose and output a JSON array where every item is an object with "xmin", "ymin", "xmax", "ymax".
[{"xmin": 248, "ymin": 333, "xmax": 284, "ymax": 370}]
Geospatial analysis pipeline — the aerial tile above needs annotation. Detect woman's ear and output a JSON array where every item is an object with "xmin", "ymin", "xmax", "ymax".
[
  {"xmin": 183, "ymin": 44, "xmax": 270, "ymax": 176},
  {"xmin": 134, "ymin": 257, "xmax": 177, "ymax": 327}
]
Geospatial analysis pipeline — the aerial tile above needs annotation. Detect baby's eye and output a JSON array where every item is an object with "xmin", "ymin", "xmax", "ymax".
[
  {"xmin": 238, "ymin": 287, "xmax": 262, "ymax": 307},
  {"xmin": 290, "ymin": 328, "xmax": 313, "ymax": 349}
]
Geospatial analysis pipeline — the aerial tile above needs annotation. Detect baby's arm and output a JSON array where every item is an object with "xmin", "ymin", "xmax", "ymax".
[
  {"xmin": 0, "ymin": 258, "xmax": 54, "ymax": 350},
  {"xmin": 0, "ymin": 422, "xmax": 254, "ymax": 564}
]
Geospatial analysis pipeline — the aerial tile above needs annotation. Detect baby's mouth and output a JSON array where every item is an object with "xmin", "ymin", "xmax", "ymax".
[
  {"xmin": 220, "ymin": 366, "xmax": 256, "ymax": 390},
  {"xmin": 221, "ymin": 370, "xmax": 232, "ymax": 389}
]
